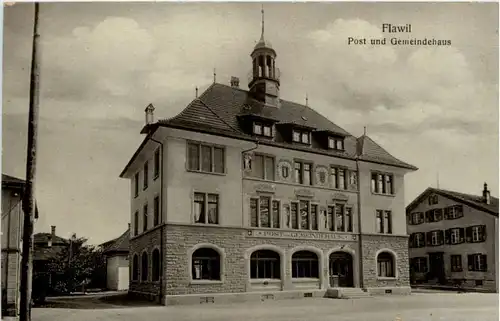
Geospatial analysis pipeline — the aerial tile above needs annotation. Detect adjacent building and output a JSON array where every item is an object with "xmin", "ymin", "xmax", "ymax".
[
  {"xmin": 120, "ymin": 14, "xmax": 417, "ymax": 305},
  {"xmin": 101, "ymin": 228, "xmax": 130, "ymax": 291},
  {"xmin": 1, "ymin": 174, "xmax": 38, "ymax": 316},
  {"xmin": 406, "ymin": 184, "xmax": 499, "ymax": 292}
]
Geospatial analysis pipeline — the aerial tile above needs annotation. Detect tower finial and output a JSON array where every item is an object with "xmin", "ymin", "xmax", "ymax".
[
  {"xmin": 261, "ymin": 4, "xmax": 265, "ymax": 40},
  {"xmin": 305, "ymin": 93, "xmax": 308, "ymax": 106},
  {"xmin": 213, "ymin": 68, "xmax": 216, "ymax": 83},
  {"xmin": 363, "ymin": 126, "xmax": 367, "ymax": 136},
  {"xmin": 437, "ymin": 172, "xmax": 440, "ymax": 189},
  {"xmin": 195, "ymin": 86, "xmax": 198, "ymax": 98}
]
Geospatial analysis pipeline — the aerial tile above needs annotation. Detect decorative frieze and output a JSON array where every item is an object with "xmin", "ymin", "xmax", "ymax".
[{"xmin": 247, "ymin": 229, "xmax": 357, "ymax": 241}]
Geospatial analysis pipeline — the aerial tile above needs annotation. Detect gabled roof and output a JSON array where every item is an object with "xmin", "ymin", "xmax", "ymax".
[
  {"xmin": 2, "ymin": 174, "xmax": 26, "ymax": 191},
  {"xmin": 128, "ymin": 83, "xmax": 416, "ymax": 172},
  {"xmin": 101, "ymin": 229, "xmax": 129, "ymax": 255},
  {"xmin": 406, "ymin": 187, "xmax": 499, "ymax": 217},
  {"xmin": 33, "ymin": 233, "xmax": 69, "ymax": 261},
  {"xmin": 34, "ymin": 233, "xmax": 68, "ymax": 245}
]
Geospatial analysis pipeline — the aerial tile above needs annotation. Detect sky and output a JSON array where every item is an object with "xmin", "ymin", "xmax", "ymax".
[{"xmin": 3, "ymin": 2, "xmax": 498, "ymax": 245}]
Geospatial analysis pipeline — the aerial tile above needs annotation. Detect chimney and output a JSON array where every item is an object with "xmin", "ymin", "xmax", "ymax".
[
  {"xmin": 51, "ymin": 225, "xmax": 56, "ymax": 237},
  {"xmin": 230, "ymin": 76, "xmax": 240, "ymax": 88},
  {"xmin": 483, "ymin": 182, "xmax": 491, "ymax": 205},
  {"xmin": 145, "ymin": 104, "xmax": 155, "ymax": 125},
  {"xmin": 128, "ymin": 223, "xmax": 131, "ymax": 230}
]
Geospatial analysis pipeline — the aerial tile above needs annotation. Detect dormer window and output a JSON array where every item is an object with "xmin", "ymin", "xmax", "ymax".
[
  {"xmin": 328, "ymin": 137, "xmax": 344, "ymax": 150},
  {"xmin": 253, "ymin": 122, "xmax": 272, "ymax": 137},
  {"xmin": 292, "ymin": 129, "xmax": 310, "ymax": 144}
]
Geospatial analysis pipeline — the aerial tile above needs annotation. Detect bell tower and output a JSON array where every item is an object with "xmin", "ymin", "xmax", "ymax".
[{"xmin": 248, "ymin": 7, "xmax": 280, "ymax": 107}]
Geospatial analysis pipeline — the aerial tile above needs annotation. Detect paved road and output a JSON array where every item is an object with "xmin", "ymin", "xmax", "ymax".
[{"xmin": 31, "ymin": 292, "xmax": 499, "ymax": 321}]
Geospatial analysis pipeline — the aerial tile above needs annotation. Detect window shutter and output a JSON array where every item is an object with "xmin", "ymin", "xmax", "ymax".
[
  {"xmin": 482, "ymin": 255, "xmax": 488, "ymax": 271},
  {"xmin": 407, "ymin": 214, "xmax": 412, "ymax": 225},
  {"xmin": 443, "ymin": 207, "xmax": 449, "ymax": 220},
  {"xmin": 409, "ymin": 233, "xmax": 414, "ymax": 248},
  {"xmin": 423, "ymin": 258, "xmax": 428, "ymax": 273},
  {"xmin": 426, "ymin": 231, "xmax": 432, "ymax": 246},
  {"xmin": 465, "ymin": 226, "xmax": 472, "ymax": 242},
  {"xmin": 457, "ymin": 205, "xmax": 464, "ymax": 218},
  {"xmin": 425, "ymin": 210, "xmax": 431, "ymax": 222},
  {"xmin": 467, "ymin": 254, "xmax": 474, "ymax": 271},
  {"xmin": 439, "ymin": 230, "xmax": 445, "ymax": 245},
  {"xmin": 444, "ymin": 229, "xmax": 450, "ymax": 244},
  {"xmin": 481, "ymin": 225, "xmax": 487, "ymax": 242},
  {"xmin": 459, "ymin": 228, "xmax": 465, "ymax": 243}
]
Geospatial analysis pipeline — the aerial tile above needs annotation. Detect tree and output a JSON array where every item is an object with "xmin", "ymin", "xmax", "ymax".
[{"xmin": 47, "ymin": 235, "xmax": 106, "ymax": 294}]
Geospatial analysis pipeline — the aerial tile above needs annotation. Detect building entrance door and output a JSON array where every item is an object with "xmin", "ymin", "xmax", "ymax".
[
  {"xmin": 329, "ymin": 252, "xmax": 354, "ymax": 287},
  {"xmin": 428, "ymin": 252, "xmax": 445, "ymax": 284}
]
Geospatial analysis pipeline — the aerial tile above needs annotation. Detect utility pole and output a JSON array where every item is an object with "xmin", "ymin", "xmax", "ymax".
[{"xmin": 19, "ymin": 3, "xmax": 41, "ymax": 321}]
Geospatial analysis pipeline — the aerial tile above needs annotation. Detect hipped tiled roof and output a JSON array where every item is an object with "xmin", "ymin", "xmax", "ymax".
[{"xmin": 101, "ymin": 229, "xmax": 129, "ymax": 255}]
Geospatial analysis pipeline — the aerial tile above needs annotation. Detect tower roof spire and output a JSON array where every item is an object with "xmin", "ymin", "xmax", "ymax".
[{"xmin": 261, "ymin": 4, "xmax": 265, "ymax": 41}]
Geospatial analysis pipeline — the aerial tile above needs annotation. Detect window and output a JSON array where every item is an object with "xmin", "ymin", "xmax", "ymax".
[
  {"xmin": 292, "ymin": 251, "xmax": 319, "ymax": 278},
  {"xmin": 192, "ymin": 248, "xmax": 220, "ymax": 280},
  {"xmin": 376, "ymin": 210, "xmax": 392, "ymax": 234},
  {"xmin": 345, "ymin": 207, "xmax": 353, "ymax": 232},
  {"xmin": 377, "ymin": 252, "xmax": 395, "ymax": 277},
  {"xmin": 133, "ymin": 211, "xmax": 139, "ymax": 236},
  {"xmin": 193, "ymin": 193, "xmax": 219, "ymax": 224},
  {"xmin": 152, "ymin": 249, "xmax": 160, "ymax": 281},
  {"xmin": 468, "ymin": 254, "xmax": 487, "ymax": 272},
  {"xmin": 153, "ymin": 196, "xmax": 160, "ymax": 226},
  {"xmin": 410, "ymin": 233, "xmax": 425, "ymax": 248},
  {"xmin": 250, "ymin": 197, "xmax": 280, "ymax": 228},
  {"xmin": 291, "ymin": 202, "xmax": 298, "ymax": 229},
  {"xmin": 371, "ymin": 172, "xmax": 394, "ymax": 195},
  {"xmin": 326, "ymin": 205, "xmax": 352, "ymax": 232},
  {"xmin": 250, "ymin": 250, "xmax": 280, "ymax": 279},
  {"xmin": 154, "ymin": 148, "xmax": 160, "ymax": 179},
  {"xmin": 292, "ymin": 129, "xmax": 310, "ymax": 144},
  {"xmin": 412, "ymin": 257, "xmax": 427, "ymax": 273},
  {"xmin": 328, "ymin": 137, "xmax": 344, "ymax": 150},
  {"xmin": 295, "ymin": 161, "xmax": 312, "ymax": 185},
  {"xmin": 466, "ymin": 225, "xmax": 486, "ymax": 243},
  {"xmin": 253, "ymin": 122, "xmax": 272, "ymax": 137},
  {"xmin": 446, "ymin": 228, "xmax": 464, "ymax": 245},
  {"xmin": 252, "ymin": 154, "xmax": 275, "ymax": 180},
  {"xmin": 143, "ymin": 204, "xmax": 148, "ymax": 231},
  {"xmin": 426, "ymin": 230, "xmax": 444, "ymax": 246},
  {"xmin": 143, "ymin": 161, "xmax": 149, "ymax": 189},
  {"xmin": 132, "ymin": 254, "xmax": 139, "ymax": 281},
  {"xmin": 451, "ymin": 255, "xmax": 462, "ymax": 272},
  {"xmin": 330, "ymin": 167, "xmax": 348, "ymax": 190},
  {"xmin": 134, "ymin": 173, "xmax": 139, "ymax": 197},
  {"xmin": 445, "ymin": 205, "xmax": 464, "ymax": 220},
  {"xmin": 428, "ymin": 194, "xmax": 438, "ymax": 205},
  {"xmin": 141, "ymin": 252, "xmax": 149, "ymax": 281},
  {"xmin": 187, "ymin": 142, "xmax": 225, "ymax": 174},
  {"xmin": 289, "ymin": 200, "xmax": 318, "ymax": 231},
  {"xmin": 327, "ymin": 206, "xmax": 334, "ymax": 231},
  {"xmin": 409, "ymin": 212, "xmax": 424, "ymax": 225}
]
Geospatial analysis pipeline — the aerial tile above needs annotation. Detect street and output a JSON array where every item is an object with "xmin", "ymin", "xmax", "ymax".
[{"xmin": 30, "ymin": 291, "xmax": 499, "ymax": 321}]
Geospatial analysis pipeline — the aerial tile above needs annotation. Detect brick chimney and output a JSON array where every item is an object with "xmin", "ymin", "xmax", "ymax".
[
  {"xmin": 230, "ymin": 76, "xmax": 240, "ymax": 88},
  {"xmin": 483, "ymin": 182, "xmax": 491, "ymax": 205},
  {"xmin": 49, "ymin": 225, "xmax": 56, "ymax": 247}
]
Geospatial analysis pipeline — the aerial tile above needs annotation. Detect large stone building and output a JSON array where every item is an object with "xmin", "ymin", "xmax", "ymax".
[
  {"xmin": 120, "ymin": 14, "xmax": 417, "ymax": 305},
  {"xmin": 406, "ymin": 184, "xmax": 499, "ymax": 292}
]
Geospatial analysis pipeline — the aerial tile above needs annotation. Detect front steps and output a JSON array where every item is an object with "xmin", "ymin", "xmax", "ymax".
[{"xmin": 325, "ymin": 287, "xmax": 372, "ymax": 299}]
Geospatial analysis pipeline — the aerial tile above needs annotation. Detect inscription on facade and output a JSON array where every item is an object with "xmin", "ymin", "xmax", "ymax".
[
  {"xmin": 255, "ymin": 183, "xmax": 275, "ymax": 193},
  {"xmin": 332, "ymin": 192, "xmax": 349, "ymax": 201},
  {"xmin": 247, "ymin": 229, "xmax": 357, "ymax": 241},
  {"xmin": 295, "ymin": 188, "xmax": 314, "ymax": 198}
]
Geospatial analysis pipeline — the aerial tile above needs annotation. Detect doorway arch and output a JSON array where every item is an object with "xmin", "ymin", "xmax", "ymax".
[{"xmin": 328, "ymin": 251, "xmax": 354, "ymax": 288}]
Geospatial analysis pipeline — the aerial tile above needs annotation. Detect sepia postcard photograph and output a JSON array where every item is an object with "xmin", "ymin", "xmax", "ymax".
[{"xmin": 1, "ymin": 1, "xmax": 499, "ymax": 321}]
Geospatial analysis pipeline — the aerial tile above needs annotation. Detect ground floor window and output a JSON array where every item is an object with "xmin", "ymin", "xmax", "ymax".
[
  {"xmin": 141, "ymin": 252, "xmax": 149, "ymax": 281},
  {"xmin": 250, "ymin": 250, "xmax": 280, "ymax": 279},
  {"xmin": 192, "ymin": 248, "xmax": 221, "ymax": 280},
  {"xmin": 132, "ymin": 254, "xmax": 139, "ymax": 281},
  {"xmin": 152, "ymin": 249, "xmax": 160, "ymax": 281},
  {"xmin": 412, "ymin": 257, "xmax": 427, "ymax": 273},
  {"xmin": 450, "ymin": 255, "xmax": 462, "ymax": 272},
  {"xmin": 377, "ymin": 252, "xmax": 395, "ymax": 277},
  {"xmin": 468, "ymin": 254, "xmax": 487, "ymax": 272},
  {"xmin": 292, "ymin": 251, "xmax": 319, "ymax": 278}
]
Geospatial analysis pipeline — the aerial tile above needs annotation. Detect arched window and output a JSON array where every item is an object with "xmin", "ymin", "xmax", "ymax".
[
  {"xmin": 152, "ymin": 249, "xmax": 160, "ymax": 282},
  {"xmin": 292, "ymin": 251, "xmax": 319, "ymax": 278},
  {"xmin": 377, "ymin": 252, "xmax": 395, "ymax": 277},
  {"xmin": 250, "ymin": 250, "xmax": 280, "ymax": 279},
  {"xmin": 141, "ymin": 252, "xmax": 149, "ymax": 281},
  {"xmin": 192, "ymin": 248, "xmax": 220, "ymax": 280},
  {"xmin": 132, "ymin": 254, "xmax": 139, "ymax": 281}
]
